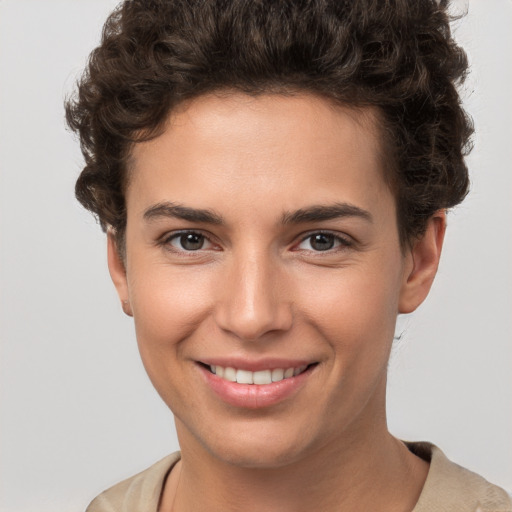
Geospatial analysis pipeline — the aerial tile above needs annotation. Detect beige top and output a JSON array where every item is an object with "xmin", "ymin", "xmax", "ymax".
[{"xmin": 86, "ymin": 442, "xmax": 512, "ymax": 512}]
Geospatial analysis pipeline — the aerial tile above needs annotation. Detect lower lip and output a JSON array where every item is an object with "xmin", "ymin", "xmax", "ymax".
[{"xmin": 199, "ymin": 364, "xmax": 314, "ymax": 409}]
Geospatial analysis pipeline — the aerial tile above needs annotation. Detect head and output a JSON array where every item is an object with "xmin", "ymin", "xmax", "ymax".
[
  {"xmin": 66, "ymin": 0, "xmax": 472, "ymax": 467},
  {"xmin": 66, "ymin": 0, "xmax": 472, "ymax": 256}
]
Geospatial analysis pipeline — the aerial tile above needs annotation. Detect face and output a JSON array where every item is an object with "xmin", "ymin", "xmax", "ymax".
[{"xmin": 110, "ymin": 92, "xmax": 442, "ymax": 468}]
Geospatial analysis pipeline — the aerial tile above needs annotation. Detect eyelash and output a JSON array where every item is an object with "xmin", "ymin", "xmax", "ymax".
[
  {"xmin": 295, "ymin": 231, "xmax": 353, "ymax": 252},
  {"xmin": 159, "ymin": 230, "xmax": 218, "ymax": 255},
  {"xmin": 158, "ymin": 230, "xmax": 353, "ymax": 255}
]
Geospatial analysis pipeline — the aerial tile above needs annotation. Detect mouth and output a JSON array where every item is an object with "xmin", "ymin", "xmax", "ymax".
[
  {"xmin": 197, "ymin": 360, "xmax": 318, "ymax": 408},
  {"xmin": 201, "ymin": 363, "xmax": 315, "ymax": 385}
]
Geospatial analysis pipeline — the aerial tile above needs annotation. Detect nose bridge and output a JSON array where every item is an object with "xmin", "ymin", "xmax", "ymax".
[{"xmin": 215, "ymin": 245, "xmax": 292, "ymax": 340}]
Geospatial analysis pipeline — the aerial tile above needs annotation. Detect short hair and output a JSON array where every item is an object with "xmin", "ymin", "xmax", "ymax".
[{"xmin": 66, "ymin": 0, "xmax": 473, "ymax": 248}]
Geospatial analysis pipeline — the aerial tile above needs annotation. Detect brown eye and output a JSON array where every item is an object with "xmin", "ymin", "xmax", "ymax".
[
  {"xmin": 168, "ymin": 232, "xmax": 208, "ymax": 251},
  {"xmin": 296, "ymin": 232, "xmax": 351, "ymax": 252},
  {"xmin": 179, "ymin": 233, "xmax": 204, "ymax": 250},
  {"xmin": 309, "ymin": 233, "xmax": 335, "ymax": 251}
]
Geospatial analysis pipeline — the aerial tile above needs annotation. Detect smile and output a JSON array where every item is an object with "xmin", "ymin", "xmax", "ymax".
[
  {"xmin": 200, "ymin": 361, "xmax": 317, "ymax": 408},
  {"xmin": 209, "ymin": 365, "xmax": 309, "ymax": 385}
]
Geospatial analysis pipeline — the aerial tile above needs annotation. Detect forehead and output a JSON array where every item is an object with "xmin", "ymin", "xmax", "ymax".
[{"xmin": 127, "ymin": 92, "xmax": 393, "ymax": 224}]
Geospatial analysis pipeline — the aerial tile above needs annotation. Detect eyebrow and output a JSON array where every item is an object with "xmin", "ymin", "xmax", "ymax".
[
  {"xmin": 143, "ymin": 202, "xmax": 224, "ymax": 224},
  {"xmin": 281, "ymin": 203, "xmax": 373, "ymax": 224},
  {"xmin": 142, "ymin": 201, "xmax": 372, "ymax": 225}
]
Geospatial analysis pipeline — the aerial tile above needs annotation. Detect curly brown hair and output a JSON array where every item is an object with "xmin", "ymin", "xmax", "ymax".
[{"xmin": 66, "ymin": 0, "xmax": 473, "ymax": 249}]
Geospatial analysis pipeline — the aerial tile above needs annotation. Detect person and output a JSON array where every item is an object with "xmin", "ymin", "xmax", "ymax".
[{"xmin": 65, "ymin": 0, "xmax": 511, "ymax": 510}]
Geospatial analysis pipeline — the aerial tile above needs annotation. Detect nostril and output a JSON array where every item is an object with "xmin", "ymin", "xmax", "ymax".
[{"xmin": 214, "ymin": 301, "xmax": 294, "ymax": 342}]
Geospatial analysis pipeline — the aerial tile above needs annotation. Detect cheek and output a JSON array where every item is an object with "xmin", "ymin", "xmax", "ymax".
[
  {"xmin": 304, "ymin": 265, "xmax": 399, "ymax": 328},
  {"xmin": 127, "ymin": 263, "xmax": 220, "ymax": 415},
  {"xmin": 128, "ymin": 263, "xmax": 215, "ymax": 360},
  {"xmin": 297, "ymin": 260, "xmax": 403, "ymax": 371}
]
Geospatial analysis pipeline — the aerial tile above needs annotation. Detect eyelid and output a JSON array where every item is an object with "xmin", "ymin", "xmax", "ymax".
[
  {"xmin": 293, "ymin": 230, "xmax": 354, "ymax": 251},
  {"xmin": 159, "ymin": 229, "xmax": 220, "ymax": 252},
  {"xmin": 157, "ymin": 229, "xmax": 354, "ymax": 254}
]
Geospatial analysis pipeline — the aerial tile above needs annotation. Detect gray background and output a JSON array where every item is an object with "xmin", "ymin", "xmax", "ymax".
[{"xmin": 0, "ymin": 1, "xmax": 510, "ymax": 510}]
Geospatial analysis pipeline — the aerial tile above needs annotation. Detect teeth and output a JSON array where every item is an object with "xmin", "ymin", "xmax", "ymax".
[
  {"xmin": 209, "ymin": 364, "xmax": 309, "ymax": 385},
  {"xmin": 236, "ymin": 369, "xmax": 253, "ymax": 384},
  {"xmin": 224, "ymin": 367, "xmax": 236, "ymax": 382},
  {"xmin": 294, "ymin": 365, "xmax": 307, "ymax": 376},
  {"xmin": 253, "ymin": 370, "xmax": 272, "ymax": 385},
  {"xmin": 271, "ymin": 368, "xmax": 284, "ymax": 382}
]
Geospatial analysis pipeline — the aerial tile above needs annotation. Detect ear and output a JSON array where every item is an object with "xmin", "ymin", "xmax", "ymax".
[
  {"xmin": 107, "ymin": 232, "xmax": 133, "ymax": 316},
  {"xmin": 398, "ymin": 210, "xmax": 446, "ymax": 314}
]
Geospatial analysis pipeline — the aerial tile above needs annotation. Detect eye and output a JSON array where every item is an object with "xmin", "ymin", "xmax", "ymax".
[
  {"xmin": 165, "ymin": 231, "xmax": 215, "ymax": 252},
  {"xmin": 296, "ymin": 232, "xmax": 350, "ymax": 252}
]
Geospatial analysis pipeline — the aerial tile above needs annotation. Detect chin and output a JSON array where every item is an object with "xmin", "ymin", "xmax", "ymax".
[
  {"xmin": 190, "ymin": 418, "xmax": 321, "ymax": 470},
  {"xmin": 209, "ymin": 441, "xmax": 309, "ymax": 470}
]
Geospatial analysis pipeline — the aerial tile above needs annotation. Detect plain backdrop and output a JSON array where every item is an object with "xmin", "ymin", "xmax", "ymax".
[{"xmin": 0, "ymin": 1, "xmax": 511, "ymax": 510}]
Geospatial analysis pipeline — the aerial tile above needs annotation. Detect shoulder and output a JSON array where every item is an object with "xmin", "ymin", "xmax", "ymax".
[
  {"xmin": 85, "ymin": 452, "xmax": 181, "ymax": 512},
  {"xmin": 407, "ymin": 441, "xmax": 512, "ymax": 512}
]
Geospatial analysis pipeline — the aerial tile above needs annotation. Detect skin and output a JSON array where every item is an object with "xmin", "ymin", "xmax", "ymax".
[{"xmin": 108, "ymin": 92, "xmax": 445, "ymax": 511}]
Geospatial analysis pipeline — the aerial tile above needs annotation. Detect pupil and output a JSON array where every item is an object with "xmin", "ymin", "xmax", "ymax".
[
  {"xmin": 311, "ymin": 233, "xmax": 334, "ymax": 251},
  {"xmin": 181, "ymin": 233, "xmax": 204, "ymax": 250}
]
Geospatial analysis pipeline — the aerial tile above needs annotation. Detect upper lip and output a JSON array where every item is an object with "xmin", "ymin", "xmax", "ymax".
[{"xmin": 197, "ymin": 358, "xmax": 316, "ymax": 372}]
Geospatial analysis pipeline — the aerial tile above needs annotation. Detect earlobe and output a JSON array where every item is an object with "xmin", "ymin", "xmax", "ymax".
[
  {"xmin": 398, "ymin": 211, "xmax": 446, "ymax": 314},
  {"xmin": 107, "ymin": 232, "xmax": 133, "ymax": 316}
]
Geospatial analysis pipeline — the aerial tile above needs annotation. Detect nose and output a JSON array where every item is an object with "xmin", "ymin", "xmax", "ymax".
[{"xmin": 214, "ymin": 249, "xmax": 293, "ymax": 341}]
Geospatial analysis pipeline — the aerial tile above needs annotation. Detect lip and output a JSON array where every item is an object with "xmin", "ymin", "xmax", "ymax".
[
  {"xmin": 197, "ymin": 361, "xmax": 316, "ymax": 409},
  {"xmin": 198, "ymin": 357, "xmax": 312, "ymax": 372}
]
